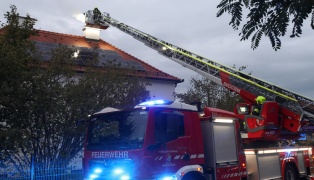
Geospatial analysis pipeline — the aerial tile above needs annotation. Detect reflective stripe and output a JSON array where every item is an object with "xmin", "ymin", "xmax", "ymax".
[
  {"xmin": 174, "ymin": 155, "xmax": 181, "ymax": 159},
  {"xmin": 154, "ymin": 154, "xmax": 205, "ymax": 160},
  {"xmin": 198, "ymin": 154, "xmax": 204, "ymax": 158},
  {"xmin": 221, "ymin": 171, "xmax": 247, "ymax": 178}
]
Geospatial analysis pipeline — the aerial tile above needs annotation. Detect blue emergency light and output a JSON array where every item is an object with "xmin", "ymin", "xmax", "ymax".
[{"xmin": 138, "ymin": 100, "xmax": 173, "ymax": 106}]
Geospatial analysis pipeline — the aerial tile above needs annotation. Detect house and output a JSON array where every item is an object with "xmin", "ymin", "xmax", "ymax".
[{"xmin": 28, "ymin": 29, "xmax": 183, "ymax": 100}]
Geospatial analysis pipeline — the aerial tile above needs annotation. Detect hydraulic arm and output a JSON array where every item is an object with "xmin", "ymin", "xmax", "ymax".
[{"xmin": 84, "ymin": 10, "xmax": 314, "ymax": 133}]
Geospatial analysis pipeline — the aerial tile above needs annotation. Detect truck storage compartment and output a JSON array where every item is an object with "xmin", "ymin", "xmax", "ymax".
[
  {"xmin": 245, "ymin": 153, "xmax": 281, "ymax": 180},
  {"xmin": 201, "ymin": 119, "xmax": 238, "ymax": 167}
]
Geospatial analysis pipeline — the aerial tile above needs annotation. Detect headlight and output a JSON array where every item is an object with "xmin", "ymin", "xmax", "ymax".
[
  {"xmin": 121, "ymin": 175, "xmax": 130, "ymax": 180},
  {"xmin": 161, "ymin": 175, "xmax": 177, "ymax": 180},
  {"xmin": 89, "ymin": 174, "xmax": 99, "ymax": 179},
  {"xmin": 114, "ymin": 168, "xmax": 124, "ymax": 175},
  {"xmin": 94, "ymin": 168, "xmax": 102, "ymax": 173},
  {"xmin": 88, "ymin": 159, "xmax": 135, "ymax": 179}
]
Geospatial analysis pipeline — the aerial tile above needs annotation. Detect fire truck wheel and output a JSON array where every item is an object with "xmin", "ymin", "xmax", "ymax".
[
  {"xmin": 182, "ymin": 172, "xmax": 206, "ymax": 180},
  {"xmin": 284, "ymin": 164, "xmax": 297, "ymax": 180}
]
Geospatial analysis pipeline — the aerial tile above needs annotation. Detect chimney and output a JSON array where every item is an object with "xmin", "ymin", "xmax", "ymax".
[
  {"xmin": 18, "ymin": 16, "xmax": 37, "ymax": 27},
  {"xmin": 83, "ymin": 27, "xmax": 101, "ymax": 41}
]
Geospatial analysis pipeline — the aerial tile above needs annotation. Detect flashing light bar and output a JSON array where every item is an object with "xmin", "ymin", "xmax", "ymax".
[
  {"xmin": 138, "ymin": 100, "xmax": 173, "ymax": 106},
  {"xmin": 244, "ymin": 147, "xmax": 312, "ymax": 155}
]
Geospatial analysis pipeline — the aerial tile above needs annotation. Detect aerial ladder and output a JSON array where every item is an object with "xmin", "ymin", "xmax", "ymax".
[{"xmin": 84, "ymin": 10, "xmax": 314, "ymax": 139}]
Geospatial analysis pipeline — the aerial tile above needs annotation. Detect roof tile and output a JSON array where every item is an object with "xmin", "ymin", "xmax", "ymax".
[{"xmin": 29, "ymin": 30, "xmax": 181, "ymax": 82}]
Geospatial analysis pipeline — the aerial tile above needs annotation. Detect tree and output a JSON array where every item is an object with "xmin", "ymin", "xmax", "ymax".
[
  {"xmin": 175, "ymin": 75, "xmax": 243, "ymax": 111},
  {"xmin": 217, "ymin": 0, "xmax": 314, "ymax": 50},
  {"xmin": 0, "ymin": 5, "xmax": 149, "ymax": 176},
  {"xmin": 175, "ymin": 65, "xmax": 248, "ymax": 111}
]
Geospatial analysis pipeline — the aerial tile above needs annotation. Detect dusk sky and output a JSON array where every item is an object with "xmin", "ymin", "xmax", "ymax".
[{"xmin": 1, "ymin": 0, "xmax": 313, "ymax": 99}]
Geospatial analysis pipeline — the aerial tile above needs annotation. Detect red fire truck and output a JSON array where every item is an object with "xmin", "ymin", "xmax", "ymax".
[{"xmin": 82, "ymin": 10, "xmax": 314, "ymax": 180}]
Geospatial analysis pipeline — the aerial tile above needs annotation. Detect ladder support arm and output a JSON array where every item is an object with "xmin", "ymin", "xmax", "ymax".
[{"xmin": 84, "ymin": 10, "xmax": 314, "ymax": 123}]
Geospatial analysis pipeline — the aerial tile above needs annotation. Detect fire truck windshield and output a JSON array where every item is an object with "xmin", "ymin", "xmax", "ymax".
[{"xmin": 86, "ymin": 109, "xmax": 148, "ymax": 150}]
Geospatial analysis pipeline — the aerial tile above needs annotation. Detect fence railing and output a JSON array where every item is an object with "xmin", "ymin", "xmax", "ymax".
[{"xmin": 0, "ymin": 160, "xmax": 83, "ymax": 180}]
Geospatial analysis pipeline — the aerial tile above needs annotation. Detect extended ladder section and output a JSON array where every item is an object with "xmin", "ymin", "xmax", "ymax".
[{"xmin": 84, "ymin": 10, "xmax": 314, "ymax": 131}]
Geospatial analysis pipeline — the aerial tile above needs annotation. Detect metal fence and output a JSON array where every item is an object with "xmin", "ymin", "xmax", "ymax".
[{"xmin": 0, "ymin": 160, "xmax": 83, "ymax": 180}]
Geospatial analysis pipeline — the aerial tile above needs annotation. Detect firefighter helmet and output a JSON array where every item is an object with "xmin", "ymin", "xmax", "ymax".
[{"xmin": 255, "ymin": 96, "xmax": 266, "ymax": 104}]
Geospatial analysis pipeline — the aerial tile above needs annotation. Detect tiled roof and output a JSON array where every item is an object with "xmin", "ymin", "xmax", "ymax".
[{"xmin": 29, "ymin": 29, "xmax": 182, "ymax": 83}]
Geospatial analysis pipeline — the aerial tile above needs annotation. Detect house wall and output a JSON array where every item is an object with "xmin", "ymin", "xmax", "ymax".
[
  {"xmin": 74, "ymin": 73, "xmax": 178, "ymax": 101},
  {"xmin": 146, "ymin": 79, "xmax": 177, "ymax": 100}
]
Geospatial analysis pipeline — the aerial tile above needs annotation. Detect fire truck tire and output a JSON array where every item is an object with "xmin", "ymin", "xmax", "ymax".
[
  {"xmin": 284, "ymin": 164, "xmax": 298, "ymax": 180},
  {"xmin": 182, "ymin": 172, "xmax": 206, "ymax": 180}
]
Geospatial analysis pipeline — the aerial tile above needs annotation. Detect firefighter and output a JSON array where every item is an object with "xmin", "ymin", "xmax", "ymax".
[
  {"xmin": 252, "ymin": 96, "xmax": 266, "ymax": 116},
  {"xmin": 93, "ymin": 7, "xmax": 101, "ymax": 22}
]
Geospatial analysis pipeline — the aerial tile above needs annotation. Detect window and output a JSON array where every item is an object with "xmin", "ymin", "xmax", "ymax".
[
  {"xmin": 87, "ymin": 109, "xmax": 148, "ymax": 150},
  {"xmin": 237, "ymin": 105, "xmax": 249, "ymax": 115},
  {"xmin": 154, "ymin": 110, "xmax": 185, "ymax": 143}
]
